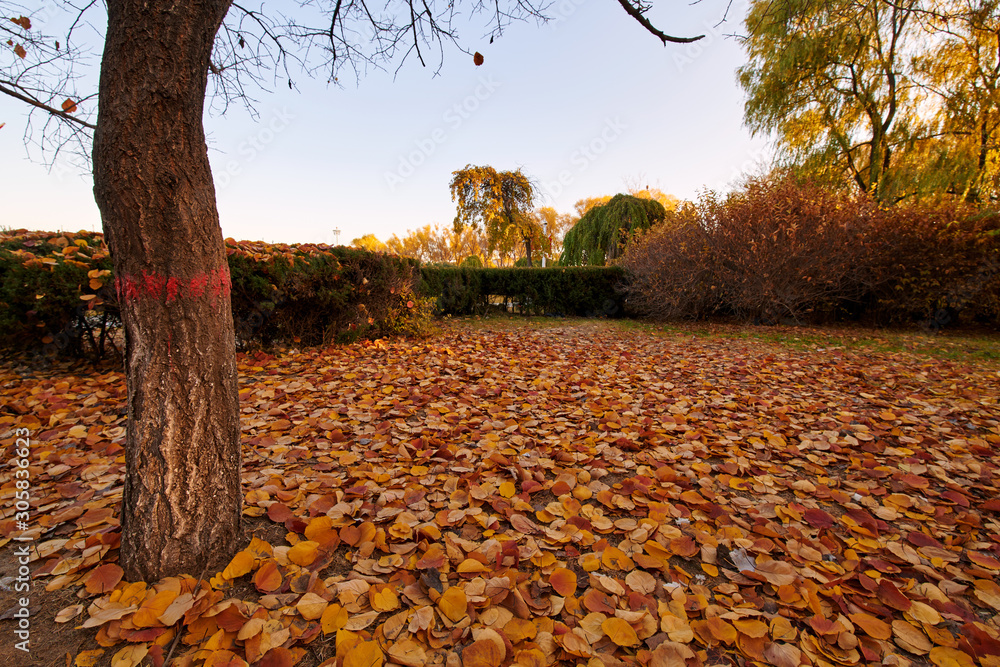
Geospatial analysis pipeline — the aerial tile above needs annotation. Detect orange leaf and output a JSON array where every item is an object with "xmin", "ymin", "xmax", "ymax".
[
  {"xmin": 849, "ymin": 612, "xmax": 892, "ymax": 640},
  {"xmin": 704, "ymin": 617, "xmax": 738, "ymax": 644},
  {"xmin": 61, "ymin": 98, "xmax": 78, "ymax": 113},
  {"xmin": 259, "ymin": 647, "xmax": 296, "ymax": 667},
  {"xmin": 549, "ymin": 568, "xmax": 577, "ymax": 596},
  {"xmin": 85, "ymin": 564, "xmax": 123, "ymax": 595},
  {"xmin": 755, "ymin": 559, "xmax": 796, "ymax": 586},
  {"xmin": 203, "ymin": 650, "xmax": 248, "ymax": 667},
  {"xmin": 297, "ymin": 592, "xmax": 329, "ymax": 620},
  {"xmin": 733, "ymin": 618, "xmax": 768, "ymax": 638},
  {"xmin": 601, "ymin": 546, "xmax": 634, "ymax": 570},
  {"xmin": 762, "ymin": 642, "xmax": 801, "ymax": 667},
  {"xmin": 304, "ymin": 516, "xmax": 340, "ymax": 547},
  {"xmin": 254, "ymin": 560, "xmax": 283, "ymax": 593},
  {"xmin": 463, "ymin": 638, "xmax": 504, "ymax": 666},
  {"xmin": 321, "ymin": 604, "xmax": 348, "ymax": 634}
]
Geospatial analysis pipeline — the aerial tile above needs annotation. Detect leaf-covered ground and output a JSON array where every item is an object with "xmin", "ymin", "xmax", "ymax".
[{"xmin": 2, "ymin": 319, "xmax": 1000, "ymax": 667}]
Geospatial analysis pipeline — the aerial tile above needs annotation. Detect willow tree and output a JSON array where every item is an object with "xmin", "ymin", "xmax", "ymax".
[
  {"xmin": 2, "ymin": 0, "xmax": 702, "ymax": 581},
  {"xmin": 738, "ymin": 0, "xmax": 921, "ymax": 202},
  {"xmin": 911, "ymin": 1, "xmax": 1000, "ymax": 202},
  {"xmin": 561, "ymin": 193, "xmax": 666, "ymax": 265},
  {"xmin": 451, "ymin": 165, "xmax": 543, "ymax": 266},
  {"xmin": 738, "ymin": 0, "xmax": 1000, "ymax": 203}
]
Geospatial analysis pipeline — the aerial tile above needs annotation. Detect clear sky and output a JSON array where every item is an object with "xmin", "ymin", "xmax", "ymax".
[{"xmin": 0, "ymin": 0, "xmax": 771, "ymax": 246}]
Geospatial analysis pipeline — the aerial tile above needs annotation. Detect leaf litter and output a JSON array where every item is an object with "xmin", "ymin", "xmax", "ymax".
[{"xmin": 1, "ymin": 320, "xmax": 999, "ymax": 667}]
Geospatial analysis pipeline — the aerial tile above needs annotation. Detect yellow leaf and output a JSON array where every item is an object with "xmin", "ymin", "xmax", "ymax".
[
  {"xmin": 498, "ymin": 481, "xmax": 516, "ymax": 498},
  {"xmin": 602, "ymin": 617, "xmax": 640, "ymax": 647},
  {"xmin": 343, "ymin": 640, "xmax": 384, "ymax": 667},
  {"xmin": 370, "ymin": 586, "xmax": 400, "ymax": 612},
  {"xmin": 438, "ymin": 586, "xmax": 468, "ymax": 623},
  {"xmin": 223, "ymin": 550, "xmax": 255, "ymax": 580},
  {"xmin": 75, "ymin": 649, "xmax": 105, "ymax": 667},
  {"xmin": 110, "ymin": 644, "xmax": 148, "ymax": 667},
  {"xmin": 287, "ymin": 540, "xmax": 320, "ymax": 567},
  {"xmin": 132, "ymin": 590, "xmax": 178, "ymax": 628},
  {"xmin": 321, "ymin": 603, "xmax": 348, "ymax": 634},
  {"xmin": 929, "ymin": 646, "xmax": 976, "ymax": 667}
]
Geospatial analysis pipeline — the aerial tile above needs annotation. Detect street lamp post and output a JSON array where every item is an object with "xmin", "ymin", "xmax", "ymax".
[
  {"xmin": 542, "ymin": 219, "xmax": 548, "ymax": 268},
  {"xmin": 332, "ymin": 228, "xmax": 341, "ymax": 246}
]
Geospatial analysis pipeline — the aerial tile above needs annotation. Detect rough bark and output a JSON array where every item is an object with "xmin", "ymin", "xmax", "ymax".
[{"xmin": 92, "ymin": 0, "xmax": 241, "ymax": 581}]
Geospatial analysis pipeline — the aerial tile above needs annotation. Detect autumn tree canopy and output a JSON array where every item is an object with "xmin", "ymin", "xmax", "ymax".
[
  {"xmin": 450, "ymin": 165, "xmax": 543, "ymax": 267},
  {"xmin": 739, "ymin": 0, "xmax": 1000, "ymax": 203}
]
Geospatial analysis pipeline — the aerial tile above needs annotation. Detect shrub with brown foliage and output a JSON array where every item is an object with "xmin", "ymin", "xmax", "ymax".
[
  {"xmin": 868, "ymin": 203, "xmax": 1000, "ymax": 327},
  {"xmin": 621, "ymin": 176, "xmax": 1000, "ymax": 327},
  {"xmin": 622, "ymin": 178, "xmax": 885, "ymax": 323}
]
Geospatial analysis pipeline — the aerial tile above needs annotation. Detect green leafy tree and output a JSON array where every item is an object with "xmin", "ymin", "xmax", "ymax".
[
  {"xmin": 561, "ymin": 193, "xmax": 666, "ymax": 265},
  {"xmin": 450, "ymin": 165, "xmax": 543, "ymax": 266}
]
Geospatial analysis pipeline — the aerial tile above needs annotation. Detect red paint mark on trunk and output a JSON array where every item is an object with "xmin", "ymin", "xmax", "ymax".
[
  {"xmin": 116, "ymin": 266, "xmax": 232, "ymax": 305},
  {"xmin": 165, "ymin": 277, "xmax": 181, "ymax": 302}
]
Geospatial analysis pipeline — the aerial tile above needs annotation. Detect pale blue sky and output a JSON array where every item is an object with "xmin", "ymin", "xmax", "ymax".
[{"xmin": 1, "ymin": 0, "xmax": 770, "ymax": 245}]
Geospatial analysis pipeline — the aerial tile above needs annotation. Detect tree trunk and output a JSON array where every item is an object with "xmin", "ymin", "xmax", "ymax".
[
  {"xmin": 523, "ymin": 235, "xmax": 534, "ymax": 267},
  {"xmin": 93, "ymin": 0, "xmax": 241, "ymax": 581}
]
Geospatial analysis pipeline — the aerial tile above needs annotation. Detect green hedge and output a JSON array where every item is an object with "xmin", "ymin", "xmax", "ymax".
[
  {"xmin": 419, "ymin": 266, "xmax": 629, "ymax": 317},
  {"xmin": 228, "ymin": 243, "xmax": 427, "ymax": 346},
  {"xmin": 0, "ymin": 230, "xmax": 430, "ymax": 360}
]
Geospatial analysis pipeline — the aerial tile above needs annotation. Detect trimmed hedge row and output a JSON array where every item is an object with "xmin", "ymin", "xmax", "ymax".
[
  {"xmin": 0, "ymin": 230, "xmax": 430, "ymax": 360},
  {"xmin": 419, "ymin": 266, "xmax": 628, "ymax": 317}
]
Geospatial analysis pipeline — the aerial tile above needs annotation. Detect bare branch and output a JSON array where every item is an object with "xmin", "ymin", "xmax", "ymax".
[
  {"xmin": 614, "ymin": 0, "xmax": 704, "ymax": 44},
  {"xmin": 0, "ymin": 81, "xmax": 95, "ymax": 129}
]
